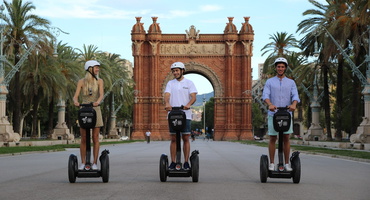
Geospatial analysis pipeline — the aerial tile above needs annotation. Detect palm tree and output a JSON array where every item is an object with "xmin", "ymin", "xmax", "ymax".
[
  {"xmin": 77, "ymin": 44, "xmax": 100, "ymax": 62},
  {"xmin": 96, "ymin": 52, "xmax": 134, "ymax": 135},
  {"xmin": 328, "ymin": 0, "xmax": 370, "ymax": 138},
  {"xmin": 21, "ymin": 46, "xmax": 67, "ymax": 138},
  {"xmin": 45, "ymin": 41, "xmax": 81, "ymax": 135},
  {"xmin": 296, "ymin": 0, "xmax": 340, "ymax": 140},
  {"xmin": 0, "ymin": 0, "xmax": 51, "ymax": 134},
  {"xmin": 260, "ymin": 32, "xmax": 300, "ymax": 75}
]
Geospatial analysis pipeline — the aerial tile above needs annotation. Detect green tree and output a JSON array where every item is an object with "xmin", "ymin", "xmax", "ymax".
[
  {"xmin": 0, "ymin": 0, "xmax": 51, "ymax": 134},
  {"xmin": 251, "ymin": 103, "xmax": 264, "ymax": 135},
  {"xmin": 205, "ymin": 97, "xmax": 214, "ymax": 132},
  {"xmin": 297, "ymin": 0, "xmax": 339, "ymax": 140}
]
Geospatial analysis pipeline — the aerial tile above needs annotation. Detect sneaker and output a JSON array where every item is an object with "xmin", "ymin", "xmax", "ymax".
[
  {"xmin": 78, "ymin": 163, "xmax": 85, "ymax": 170},
  {"xmin": 285, "ymin": 164, "xmax": 293, "ymax": 171},
  {"xmin": 268, "ymin": 163, "xmax": 275, "ymax": 171},
  {"xmin": 183, "ymin": 162, "xmax": 191, "ymax": 170},
  {"xmin": 168, "ymin": 162, "xmax": 176, "ymax": 170},
  {"xmin": 92, "ymin": 163, "xmax": 98, "ymax": 170}
]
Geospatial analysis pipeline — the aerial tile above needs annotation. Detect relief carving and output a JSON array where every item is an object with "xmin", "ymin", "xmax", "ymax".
[
  {"xmin": 132, "ymin": 41, "xmax": 144, "ymax": 56},
  {"xmin": 159, "ymin": 44, "xmax": 225, "ymax": 55}
]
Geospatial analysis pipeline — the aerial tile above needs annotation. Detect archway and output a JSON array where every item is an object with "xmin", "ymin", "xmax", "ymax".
[{"xmin": 130, "ymin": 16, "xmax": 254, "ymax": 140}]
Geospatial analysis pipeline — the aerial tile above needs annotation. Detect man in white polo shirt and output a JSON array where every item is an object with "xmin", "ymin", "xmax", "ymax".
[{"xmin": 164, "ymin": 61, "xmax": 197, "ymax": 170}]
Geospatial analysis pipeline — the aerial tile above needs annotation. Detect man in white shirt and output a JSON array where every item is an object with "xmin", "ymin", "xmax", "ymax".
[
  {"xmin": 164, "ymin": 62, "xmax": 197, "ymax": 170},
  {"xmin": 145, "ymin": 130, "xmax": 151, "ymax": 143}
]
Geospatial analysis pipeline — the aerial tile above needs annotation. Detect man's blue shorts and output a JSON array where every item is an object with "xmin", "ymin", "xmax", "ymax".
[
  {"xmin": 170, "ymin": 119, "xmax": 191, "ymax": 135},
  {"xmin": 267, "ymin": 115, "xmax": 293, "ymax": 136}
]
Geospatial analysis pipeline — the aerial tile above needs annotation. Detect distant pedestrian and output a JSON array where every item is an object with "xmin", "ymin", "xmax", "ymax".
[{"xmin": 145, "ymin": 130, "xmax": 151, "ymax": 143}]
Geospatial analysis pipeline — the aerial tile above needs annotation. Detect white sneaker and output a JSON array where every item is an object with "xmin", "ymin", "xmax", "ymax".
[
  {"xmin": 268, "ymin": 163, "xmax": 275, "ymax": 171},
  {"xmin": 78, "ymin": 163, "xmax": 85, "ymax": 170},
  {"xmin": 92, "ymin": 163, "xmax": 98, "ymax": 170},
  {"xmin": 285, "ymin": 164, "xmax": 293, "ymax": 171}
]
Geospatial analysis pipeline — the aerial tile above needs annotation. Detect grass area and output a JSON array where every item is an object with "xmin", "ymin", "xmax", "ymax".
[
  {"xmin": 236, "ymin": 140, "xmax": 370, "ymax": 160},
  {"xmin": 0, "ymin": 140, "xmax": 142, "ymax": 155}
]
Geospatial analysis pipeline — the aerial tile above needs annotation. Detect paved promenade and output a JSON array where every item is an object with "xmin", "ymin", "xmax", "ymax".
[{"xmin": 0, "ymin": 140, "xmax": 369, "ymax": 200}]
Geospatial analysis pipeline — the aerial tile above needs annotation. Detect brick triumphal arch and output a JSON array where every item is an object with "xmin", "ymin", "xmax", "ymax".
[{"xmin": 131, "ymin": 17, "xmax": 254, "ymax": 141}]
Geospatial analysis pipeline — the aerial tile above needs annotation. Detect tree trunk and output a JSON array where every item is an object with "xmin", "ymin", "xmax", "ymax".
[
  {"xmin": 322, "ymin": 63, "xmax": 332, "ymax": 140},
  {"xmin": 47, "ymin": 97, "xmax": 55, "ymax": 136},
  {"xmin": 31, "ymin": 94, "xmax": 40, "ymax": 138},
  {"xmin": 335, "ymin": 57, "xmax": 343, "ymax": 141},
  {"xmin": 12, "ymin": 43, "xmax": 23, "ymax": 134}
]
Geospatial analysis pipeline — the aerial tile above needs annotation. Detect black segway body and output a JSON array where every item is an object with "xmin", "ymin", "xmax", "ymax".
[
  {"xmin": 68, "ymin": 103, "xmax": 110, "ymax": 183},
  {"xmin": 260, "ymin": 107, "xmax": 301, "ymax": 183},
  {"xmin": 159, "ymin": 106, "xmax": 199, "ymax": 182}
]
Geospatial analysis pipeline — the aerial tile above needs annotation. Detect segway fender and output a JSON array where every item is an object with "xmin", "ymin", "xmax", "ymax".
[
  {"xmin": 101, "ymin": 149, "xmax": 110, "ymax": 156},
  {"xmin": 290, "ymin": 151, "xmax": 300, "ymax": 162},
  {"xmin": 190, "ymin": 150, "xmax": 199, "ymax": 158}
]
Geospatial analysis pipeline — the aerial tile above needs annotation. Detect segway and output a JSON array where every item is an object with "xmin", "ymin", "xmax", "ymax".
[
  {"xmin": 68, "ymin": 103, "xmax": 110, "ymax": 183},
  {"xmin": 159, "ymin": 106, "xmax": 199, "ymax": 182},
  {"xmin": 260, "ymin": 107, "xmax": 301, "ymax": 183}
]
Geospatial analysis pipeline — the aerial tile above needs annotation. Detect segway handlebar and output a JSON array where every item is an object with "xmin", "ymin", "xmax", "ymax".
[
  {"xmin": 79, "ymin": 103, "xmax": 95, "ymax": 107},
  {"xmin": 276, "ymin": 106, "xmax": 289, "ymax": 111},
  {"xmin": 170, "ymin": 106, "xmax": 184, "ymax": 111}
]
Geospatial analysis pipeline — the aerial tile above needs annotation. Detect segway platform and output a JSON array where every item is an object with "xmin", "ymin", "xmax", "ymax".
[
  {"xmin": 68, "ymin": 103, "xmax": 110, "ymax": 183},
  {"xmin": 159, "ymin": 106, "xmax": 199, "ymax": 182},
  {"xmin": 260, "ymin": 107, "xmax": 301, "ymax": 183}
]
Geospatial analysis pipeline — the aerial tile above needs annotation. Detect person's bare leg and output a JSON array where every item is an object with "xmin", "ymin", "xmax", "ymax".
[
  {"xmin": 92, "ymin": 127, "xmax": 100, "ymax": 164},
  {"xmin": 182, "ymin": 134, "xmax": 190, "ymax": 162},
  {"xmin": 170, "ymin": 134, "xmax": 176, "ymax": 163},
  {"xmin": 269, "ymin": 136, "xmax": 277, "ymax": 164},
  {"xmin": 80, "ymin": 128, "xmax": 86, "ymax": 164},
  {"xmin": 283, "ymin": 134, "xmax": 291, "ymax": 164}
]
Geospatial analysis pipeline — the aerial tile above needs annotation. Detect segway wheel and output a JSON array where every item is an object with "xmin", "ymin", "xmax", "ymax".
[
  {"xmin": 100, "ymin": 154, "xmax": 110, "ymax": 183},
  {"xmin": 291, "ymin": 156, "xmax": 301, "ymax": 184},
  {"xmin": 260, "ymin": 155, "xmax": 268, "ymax": 183},
  {"xmin": 159, "ymin": 154, "xmax": 168, "ymax": 182},
  {"xmin": 191, "ymin": 154, "xmax": 199, "ymax": 182},
  {"xmin": 68, "ymin": 154, "xmax": 77, "ymax": 183}
]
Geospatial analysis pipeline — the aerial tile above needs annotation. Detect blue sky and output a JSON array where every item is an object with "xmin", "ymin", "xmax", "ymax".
[{"xmin": 29, "ymin": 0, "xmax": 324, "ymax": 94}]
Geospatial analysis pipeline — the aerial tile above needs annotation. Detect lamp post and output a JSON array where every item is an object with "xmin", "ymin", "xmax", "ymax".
[
  {"xmin": 50, "ymin": 26, "xmax": 74, "ymax": 140},
  {"xmin": 203, "ymin": 95, "xmax": 206, "ymax": 135},
  {"xmin": 0, "ymin": 4, "xmax": 21, "ymax": 143},
  {"xmin": 318, "ymin": 26, "xmax": 370, "ymax": 144},
  {"xmin": 303, "ymin": 39, "xmax": 325, "ymax": 141}
]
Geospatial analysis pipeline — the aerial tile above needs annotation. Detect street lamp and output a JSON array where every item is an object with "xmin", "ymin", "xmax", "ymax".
[
  {"xmin": 203, "ymin": 95, "xmax": 206, "ymax": 134},
  {"xmin": 318, "ymin": 25, "xmax": 370, "ymax": 143}
]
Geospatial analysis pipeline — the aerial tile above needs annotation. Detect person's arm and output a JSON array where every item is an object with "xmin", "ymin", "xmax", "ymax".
[
  {"xmin": 288, "ymin": 100, "xmax": 298, "ymax": 111},
  {"xmin": 264, "ymin": 98, "xmax": 276, "ymax": 111},
  {"xmin": 164, "ymin": 92, "xmax": 172, "ymax": 111},
  {"xmin": 288, "ymin": 81, "xmax": 300, "ymax": 111},
  {"xmin": 184, "ymin": 93, "xmax": 197, "ymax": 110},
  {"xmin": 73, "ymin": 80, "xmax": 83, "ymax": 106},
  {"xmin": 93, "ymin": 79, "xmax": 104, "ymax": 107}
]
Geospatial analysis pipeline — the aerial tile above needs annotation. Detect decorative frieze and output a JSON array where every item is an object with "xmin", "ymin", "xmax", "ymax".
[{"xmin": 160, "ymin": 44, "xmax": 225, "ymax": 55}]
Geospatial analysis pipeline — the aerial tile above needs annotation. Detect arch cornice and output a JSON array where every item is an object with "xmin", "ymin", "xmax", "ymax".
[{"xmin": 161, "ymin": 61, "xmax": 224, "ymax": 98}]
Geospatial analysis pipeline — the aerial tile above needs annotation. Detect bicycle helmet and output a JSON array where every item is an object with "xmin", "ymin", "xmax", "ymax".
[
  {"xmin": 274, "ymin": 57, "xmax": 288, "ymax": 67},
  {"xmin": 84, "ymin": 60, "xmax": 100, "ymax": 71},
  {"xmin": 170, "ymin": 62, "xmax": 185, "ymax": 71}
]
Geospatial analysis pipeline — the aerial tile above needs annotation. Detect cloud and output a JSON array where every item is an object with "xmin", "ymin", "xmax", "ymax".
[
  {"xmin": 31, "ymin": 0, "xmax": 150, "ymax": 19},
  {"xmin": 199, "ymin": 5, "xmax": 223, "ymax": 12}
]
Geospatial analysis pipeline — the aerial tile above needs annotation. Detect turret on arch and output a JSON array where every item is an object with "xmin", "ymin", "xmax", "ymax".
[{"xmin": 131, "ymin": 17, "xmax": 254, "ymax": 141}]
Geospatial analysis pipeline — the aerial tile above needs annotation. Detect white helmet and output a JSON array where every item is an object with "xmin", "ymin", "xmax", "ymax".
[
  {"xmin": 170, "ymin": 62, "xmax": 185, "ymax": 70},
  {"xmin": 84, "ymin": 60, "xmax": 100, "ymax": 71},
  {"xmin": 274, "ymin": 57, "xmax": 288, "ymax": 67}
]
